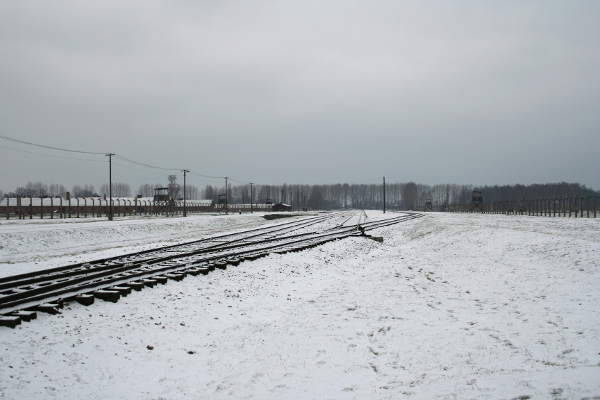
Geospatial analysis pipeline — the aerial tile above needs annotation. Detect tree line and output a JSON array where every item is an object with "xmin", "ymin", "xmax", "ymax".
[
  {"xmin": 2, "ymin": 180, "xmax": 597, "ymax": 210},
  {"xmin": 202, "ymin": 181, "xmax": 599, "ymax": 210},
  {"xmin": 1, "ymin": 176, "xmax": 200, "ymax": 200}
]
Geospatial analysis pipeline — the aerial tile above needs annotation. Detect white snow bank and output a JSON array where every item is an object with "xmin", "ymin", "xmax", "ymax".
[{"xmin": 0, "ymin": 212, "xmax": 598, "ymax": 399}]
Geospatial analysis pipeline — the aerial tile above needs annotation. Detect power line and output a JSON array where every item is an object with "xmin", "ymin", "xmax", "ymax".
[
  {"xmin": 0, "ymin": 144, "xmax": 106, "ymax": 163},
  {"xmin": 0, "ymin": 134, "xmax": 106, "ymax": 155},
  {"xmin": 229, "ymin": 178, "xmax": 251, "ymax": 185},
  {"xmin": 188, "ymin": 170, "xmax": 225, "ymax": 179},
  {"xmin": 113, "ymin": 154, "xmax": 180, "ymax": 171},
  {"xmin": 112, "ymin": 162, "xmax": 172, "ymax": 176},
  {"xmin": 0, "ymin": 133, "xmax": 251, "ymax": 188}
]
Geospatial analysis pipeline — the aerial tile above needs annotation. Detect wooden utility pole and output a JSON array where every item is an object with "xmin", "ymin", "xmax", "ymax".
[
  {"xmin": 383, "ymin": 176, "xmax": 386, "ymax": 214},
  {"xmin": 250, "ymin": 183, "xmax": 253, "ymax": 213},
  {"xmin": 106, "ymin": 153, "xmax": 114, "ymax": 221},
  {"xmin": 225, "ymin": 177, "xmax": 229, "ymax": 214},
  {"xmin": 182, "ymin": 169, "xmax": 189, "ymax": 217}
]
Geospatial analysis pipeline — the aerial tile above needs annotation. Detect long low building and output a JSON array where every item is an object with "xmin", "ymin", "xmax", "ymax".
[{"xmin": 0, "ymin": 197, "xmax": 274, "ymax": 218}]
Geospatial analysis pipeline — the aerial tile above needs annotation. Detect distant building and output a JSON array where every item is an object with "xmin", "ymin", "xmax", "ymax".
[{"xmin": 272, "ymin": 203, "xmax": 291, "ymax": 212}]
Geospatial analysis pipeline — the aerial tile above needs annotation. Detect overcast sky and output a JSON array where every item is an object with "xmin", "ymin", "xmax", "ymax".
[{"xmin": 1, "ymin": 1, "xmax": 599, "ymax": 193}]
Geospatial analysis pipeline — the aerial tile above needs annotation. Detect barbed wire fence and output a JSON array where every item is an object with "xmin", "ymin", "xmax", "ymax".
[{"xmin": 413, "ymin": 196, "xmax": 598, "ymax": 218}]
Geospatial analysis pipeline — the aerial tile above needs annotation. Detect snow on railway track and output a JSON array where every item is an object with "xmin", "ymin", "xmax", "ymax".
[{"xmin": 0, "ymin": 211, "xmax": 423, "ymax": 327}]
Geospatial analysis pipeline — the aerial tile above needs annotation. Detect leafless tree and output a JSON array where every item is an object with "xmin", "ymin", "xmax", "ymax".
[
  {"xmin": 100, "ymin": 182, "xmax": 132, "ymax": 197},
  {"xmin": 137, "ymin": 183, "xmax": 162, "ymax": 197},
  {"xmin": 168, "ymin": 175, "xmax": 181, "ymax": 200}
]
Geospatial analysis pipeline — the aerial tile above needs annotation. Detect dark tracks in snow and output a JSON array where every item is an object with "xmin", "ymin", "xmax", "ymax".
[{"xmin": 0, "ymin": 212, "xmax": 423, "ymax": 327}]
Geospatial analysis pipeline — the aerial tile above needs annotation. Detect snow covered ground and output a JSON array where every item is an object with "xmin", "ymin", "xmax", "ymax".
[{"xmin": 0, "ymin": 212, "xmax": 598, "ymax": 399}]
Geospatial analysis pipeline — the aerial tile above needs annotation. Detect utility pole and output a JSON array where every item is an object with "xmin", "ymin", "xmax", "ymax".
[
  {"xmin": 106, "ymin": 153, "xmax": 114, "ymax": 221},
  {"xmin": 250, "ymin": 183, "xmax": 253, "ymax": 213},
  {"xmin": 383, "ymin": 176, "xmax": 386, "ymax": 214},
  {"xmin": 182, "ymin": 169, "xmax": 189, "ymax": 217},
  {"xmin": 224, "ymin": 177, "xmax": 229, "ymax": 214}
]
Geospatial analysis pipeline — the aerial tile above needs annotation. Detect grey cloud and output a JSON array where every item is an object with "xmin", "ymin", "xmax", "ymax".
[{"xmin": 0, "ymin": 1, "xmax": 598, "ymax": 191}]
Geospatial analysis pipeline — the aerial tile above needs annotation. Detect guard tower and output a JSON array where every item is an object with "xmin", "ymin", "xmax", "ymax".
[
  {"xmin": 153, "ymin": 188, "xmax": 171, "ymax": 216},
  {"xmin": 471, "ymin": 190, "xmax": 483, "ymax": 212},
  {"xmin": 424, "ymin": 198, "xmax": 433, "ymax": 212},
  {"xmin": 217, "ymin": 193, "xmax": 228, "ymax": 214}
]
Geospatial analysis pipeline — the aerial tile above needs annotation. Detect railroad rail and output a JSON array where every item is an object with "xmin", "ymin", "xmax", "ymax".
[{"xmin": 0, "ymin": 211, "xmax": 424, "ymax": 327}]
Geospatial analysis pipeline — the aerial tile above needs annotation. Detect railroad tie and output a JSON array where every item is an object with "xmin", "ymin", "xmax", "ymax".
[
  {"xmin": 153, "ymin": 276, "xmax": 168, "ymax": 284},
  {"xmin": 110, "ymin": 286, "xmax": 133, "ymax": 296},
  {"xmin": 124, "ymin": 281, "xmax": 145, "ymax": 291},
  {"xmin": 205, "ymin": 263, "xmax": 216, "ymax": 271},
  {"xmin": 164, "ymin": 273, "xmax": 185, "ymax": 281},
  {"xmin": 186, "ymin": 267, "xmax": 206, "ymax": 276},
  {"xmin": 142, "ymin": 279, "xmax": 158, "ymax": 288},
  {"xmin": 29, "ymin": 303, "xmax": 61, "ymax": 314},
  {"xmin": 0, "ymin": 316, "xmax": 21, "ymax": 329},
  {"xmin": 214, "ymin": 261, "xmax": 227, "ymax": 270},
  {"xmin": 93, "ymin": 290, "xmax": 121, "ymax": 303},
  {"xmin": 74, "ymin": 294, "xmax": 95, "ymax": 306},
  {"xmin": 9, "ymin": 311, "xmax": 37, "ymax": 322}
]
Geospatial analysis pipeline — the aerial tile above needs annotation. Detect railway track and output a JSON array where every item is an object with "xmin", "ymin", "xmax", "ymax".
[{"xmin": 0, "ymin": 211, "xmax": 423, "ymax": 327}]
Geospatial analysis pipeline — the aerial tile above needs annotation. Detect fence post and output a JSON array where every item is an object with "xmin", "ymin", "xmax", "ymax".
[
  {"xmin": 587, "ymin": 196, "xmax": 591, "ymax": 218},
  {"xmin": 558, "ymin": 197, "xmax": 561, "ymax": 217},
  {"xmin": 5, "ymin": 197, "xmax": 8, "ymax": 220},
  {"xmin": 40, "ymin": 196, "xmax": 44, "ymax": 219},
  {"xmin": 580, "ymin": 197, "xmax": 583, "ymax": 218},
  {"xmin": 595, "ymin": 195, "xmax": 598, "ymax": 218}
]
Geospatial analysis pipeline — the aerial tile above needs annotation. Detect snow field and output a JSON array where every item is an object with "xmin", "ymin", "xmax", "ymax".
[
  {"xmin": 0, "ymin": 212, "xmax": 598, "ymax": 399},
  {"xmin": 0, "ymin": 213, "xmax": 276, "ymax": 276}
]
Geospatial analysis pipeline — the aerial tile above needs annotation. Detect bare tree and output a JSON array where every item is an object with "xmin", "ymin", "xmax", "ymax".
[
  {"xmin": 100, "ymin": 182, "xmax": 132, "ymax": 197},
  {"xmin": 72, "ymin": 184, "xmax": 97, "ymax": 197},
  {"xmin": 15, "ymin": 182, "xmax": 48, "ymax": 197},
  {"xmin": 168, "ymin": 175, "xmax": 181, "ymax": 200},
  {"xmin": 48, "ymin": 183, "xmax": 66, "ymax": 197},
  {"xmin": 184, "ymin": 185, "xmax": 200, "ymax": 200},
  {"xmin": 137, "ymin": 183, "xmax": 162, "ymax": 197}
]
